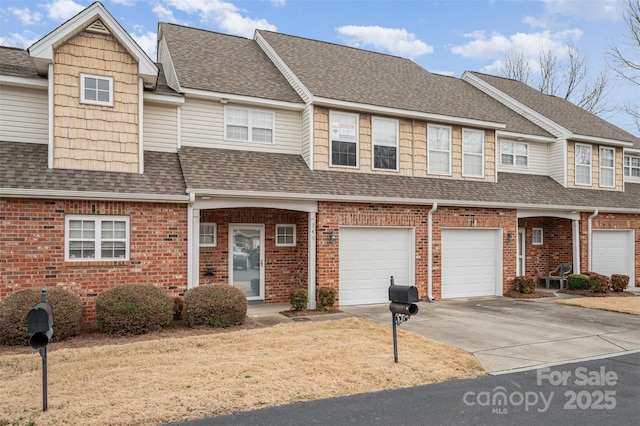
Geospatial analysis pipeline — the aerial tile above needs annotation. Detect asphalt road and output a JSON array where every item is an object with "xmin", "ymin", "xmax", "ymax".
[{"xmin": 165, "ymin": 352, "xmax": 640, "ymax": 426}]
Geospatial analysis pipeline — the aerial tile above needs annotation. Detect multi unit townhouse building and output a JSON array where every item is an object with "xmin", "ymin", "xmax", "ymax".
[{"xmin": 1, "ymin": 2, "xmax": 638, "ymax": 320}]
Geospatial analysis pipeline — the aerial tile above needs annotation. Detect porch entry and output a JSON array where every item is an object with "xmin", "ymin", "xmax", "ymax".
[{"xmin": 229, "ymin": 224, "xmax": 265, "ymax": 301}]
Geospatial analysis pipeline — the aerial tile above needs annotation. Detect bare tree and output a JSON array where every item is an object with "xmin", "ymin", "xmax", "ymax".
[
  {"xmin": 499, "ymin": 48, "xmax": 531, "ymax": 84},
  {"xmin": 608, "ymin": 0, "xmax": 640, "ymax": 133}
]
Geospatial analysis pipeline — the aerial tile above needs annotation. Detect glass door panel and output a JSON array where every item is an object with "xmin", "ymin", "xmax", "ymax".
[{"xmin": 230, "ymin": 225, "xmax": 264, "ymax": 300}]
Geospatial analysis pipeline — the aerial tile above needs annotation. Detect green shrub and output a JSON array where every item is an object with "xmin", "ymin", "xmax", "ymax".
[
  {"xmin": 513, "ymin": 276, "xmax": 536, "ymax": 294},
  {"xmin": 289, "ymin": 288, "xmax": 308, "ymax": 311},
  {"xmin": 0, "ymin": 287, "xmax": 82, "ymax": 346},
  {"xmin": 567, "ymin": 274, "xmax": 591, "ymax": 290},
  {"xmin": 183, "ymin": 285, "xmax": 247, "ymax": 328},
  {"xmin": 587, "ymin": 272, "xmax": 612, "ymax": 293},
  {"xmin": 317, "ymin": 287, "xmax": 337, "ymax": 311},
  {"xmin": 611, "ymin": 274, "xmax": 629, "ymax": 292},
  {"xmin": 96, "ymin": 284, "xmax": 173, "ymax": 335}
]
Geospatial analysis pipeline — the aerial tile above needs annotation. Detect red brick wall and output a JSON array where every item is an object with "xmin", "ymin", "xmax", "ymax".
[
  {"xmin": 198, "ymin": 208, "xmax": 308, "ymax": 303},
  {"xmin": 0, "ymin": 198, "xmax": 188, "ymax": 321},
  {"xmin": 518, "ymin": 217, "xmax": 573, "ymax": 279}
]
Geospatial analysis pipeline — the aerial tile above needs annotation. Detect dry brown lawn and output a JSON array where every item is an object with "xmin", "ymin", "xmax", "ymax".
[
  {"xmin": 0, "ymin": 317, "xmax": 484, "ymax": 425},
  {"xmin": 555, "ymin": 295, "xmax": 640, "ymax": 315}
]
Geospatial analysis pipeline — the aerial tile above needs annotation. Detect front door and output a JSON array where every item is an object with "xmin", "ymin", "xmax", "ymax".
[{"xmin": 229, "ymin": 224, "xmax": 264, "ymax": 301}]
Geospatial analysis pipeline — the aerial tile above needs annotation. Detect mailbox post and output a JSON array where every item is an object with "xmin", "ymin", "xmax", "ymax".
[
  {"xmin": 27, "ymin": 288, "xmax": 53, "ymax": 412},
  {"xmin": 388, "ymin": 276, "xmax": 419, "ymax": 363}
]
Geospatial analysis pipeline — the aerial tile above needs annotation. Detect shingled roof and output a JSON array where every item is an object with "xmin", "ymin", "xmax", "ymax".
[
  {"xmin": 159, "ymin": 23, "xmax": 302, "ymax": 103},
  {"xmin": 0, "ymin": 142, "xmax": 187, "ymax": 200},
  {"xmin": 468, "ymin": 72, "xmax": 639, "ymax": 145},
  {"xmin": 256, "ymin": 30, "xmax": 552, "ymax": 138},
  {"xmin": 179, "ymin": 146, "xmax": 640, "ymax": 212},
  {"xmin": 0, "ymin": 46, "xmax": 43, "ymax": 80}
]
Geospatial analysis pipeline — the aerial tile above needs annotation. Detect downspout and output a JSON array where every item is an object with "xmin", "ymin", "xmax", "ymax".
[
  {"xmin": 187, "ymin": 193, "xmax": 196, "ymax": 289},
  {"xmin": 587, "ymin": 210, "xmax": 598, "ymax": 272},
  {"xmin": 427, "ymin": 202, "xmax": 438, "ymax": 301}
]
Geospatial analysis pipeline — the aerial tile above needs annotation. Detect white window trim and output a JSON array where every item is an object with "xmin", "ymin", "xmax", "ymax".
[
  {"xmin": 65, "ymin": 215, "xmax": 130, "ymax": 261},
  {"xmin": 80, "ymin": 73, "xmax": 113, "ymax": 107},
  {"xmin": 224, "ymin": 106, "xmax": 275, "ymax": 144},
  {"xmin": 532, "ymin": 228, "xmax": 543, "ymax": 246},
  {"xmin": 275, "ymin": 224, "xmax": 296, "ymax": 247},
  {"xmin": 427, "ymin": 124, "xmax": 452, "ymax": 176},
  {"xmin": 599, "ymin": 147, "xmax": 615, "ymax": 188},
  {"xmin": 500, "ymin": 140, "xmax": 529, "ymax": 167},
  {"xmin": 575, "ymin": 143, "xmax": 592, "ymax": 186},
  {"xmin": 329, "ymin": 110, "xmax": 359, "ymax": 168},
  {"xmin": 462, "ymin": 128, "xmax": 485, "ymax": 178},
  {"xmin": 199, "ymin": 222, "xmax": 217, "ymax": 247},
  {"xmin": 624, "ymin": 155, "xmax": 640, "ymax": 177},
  {"xmin": 372, "ymin": 116, "xmax": 399, "ymax": 171}
]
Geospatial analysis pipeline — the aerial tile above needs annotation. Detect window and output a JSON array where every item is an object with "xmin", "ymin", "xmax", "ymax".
[
  {"xmin": 276, "ymin": 224, "xmax": 296, "ymax": 246},
  {"xmin": 599, "ymin": 147, "xmax": 615, "ymax": 188},
  {"xmin": 199, "ymin": 223, "xmax": 217, "ymax": 246},
  {"xmin": 65, "ymin": 215, "xmax": 129, "ymax": 261},
  {"xmin": 532, "ymin": 228, "xmax": 543, "ymax": 246},
  {"xmin": 80, "ymin": 73, "xmax": 113, "ymax": 106},
  {"xmin": 462, "ymin": 129, "xmax": 484, "ymax": 177},
  {"xmin": 330, "ymin": 111, "xmax": 358, "ymax": 167},
  {"xmin": 225, "ymin": 107, "xmax": 274, "ymax": 143},
  {"xmin": 372, "ymin": 117, "xmax": 399, "ymax": 171},
  {"xmin": 624, "ymin": 155, "xmax": 640, "ymax": 177},
  {"xmin": 428, "ymin": 124, "xmax": 451, "ymax": 175},
  {"xmin": 500, "ymin": 141, "xmax": 528, "ymax": 167},
  {"xmin": 575, "ymin": 143, "xmax": 592, "ymax": 186}
]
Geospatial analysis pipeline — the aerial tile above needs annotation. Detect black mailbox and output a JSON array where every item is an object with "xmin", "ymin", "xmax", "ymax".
[
  {"xmin": 389, "ymin": 285, "xmax": 419, "ymax": 304},
  {"xmin": 27, "ymin": 302, "xmax": 54, "ymax": 350}
]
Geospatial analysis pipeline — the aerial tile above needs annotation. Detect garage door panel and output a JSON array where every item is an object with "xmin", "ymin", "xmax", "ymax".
[
  {"xmin": 339, "ymin": 227, "xmax": 413, "ymax": 306},
  {"xmin": 592, "ymin": 230, "xmax": 634, "ymax": 284}
]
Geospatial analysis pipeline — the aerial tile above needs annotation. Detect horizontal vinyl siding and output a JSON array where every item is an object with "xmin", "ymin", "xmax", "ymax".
[
  {"xmin": 301, "ymin": 105, "xmax": 311, "ymax": 166},
  {"xmin": 497, "ymin": 139, "xmax": 548, "ymax": 175},
  {"xmin": 0, "ymin": 86, "xmax": 48, "ymax": 144},
  {"xmin": 144, "ymin": 103, "xmax": 178, "ymax": 152},
  {"xmin": 181, "ymin": 97, "xmax": 301, "ymax": 155},
  {"xmin": 549, "ymin": 140, "xmax": 567, "ymax": 186}
]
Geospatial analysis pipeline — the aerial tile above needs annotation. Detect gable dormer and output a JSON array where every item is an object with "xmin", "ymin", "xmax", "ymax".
[{"xmin": 28, "ymin": 2, "xmax": 158, "ymax": 173}]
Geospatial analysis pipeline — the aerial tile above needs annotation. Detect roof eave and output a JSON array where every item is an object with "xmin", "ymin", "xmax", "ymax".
[{"xmin": 1, "ymin": 188, "xmax": 189, "ymax": 203}]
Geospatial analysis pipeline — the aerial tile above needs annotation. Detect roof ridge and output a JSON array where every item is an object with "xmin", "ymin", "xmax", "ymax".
[{"xmin": 159, "ymin": 22, "xmax": 251, "ymax": 41}]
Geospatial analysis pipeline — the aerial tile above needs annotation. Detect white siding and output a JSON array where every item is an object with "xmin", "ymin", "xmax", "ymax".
[
  {"xmin": 301, "ymin": 105, "xmax": 311, "ymax": 166},
  {"xmin": 181, "ymin": 97, "xmax": 302, "ymax": 154},
  {"xmin": 497, "ymin": 139, "xmax": 548, "ymax": 175},
  {"xmin": 143, "ymin": 103, "xmax": 178, "ymax": 152},
  {"xmin": 549, "ymin": 139, "xmax": 567, "ymax": 186},
  {"xmin": 0, "ymin": 85, "xmax": 48, "ymax": 144}
]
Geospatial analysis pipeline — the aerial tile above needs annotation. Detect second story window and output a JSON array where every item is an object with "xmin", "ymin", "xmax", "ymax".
[
  {"xmin": 500, "ymin": 141, "xmax": 528, "ymax": 167},
  {"xmin": 575, "ymin": 143, "xmax": 592, "ymax": 186},
  {"xmin": 428, "ymin": 124, "xmax": 451, "ymax": 175},
  {"xmin": 330, "ymin": 111, "xmax": 358, "ymax": 167},
  {"xmin": 462, "ymin": 129, "xmax": 484, "ymax": 177},
  {"xmin": 372, "ymin": 117, "xmax": 399, "ymax": 171},
  {"xmin": 599, "ymin": 147, "xmax": 615, "ymax": 188},
  {"xmin": 624, "ymin": 155, "xmax": 640, "ymax": 177},
  {"xmin": 225, "ymin": 107, "xmax": 274, "ymax": 144},
  {"xmin": 80, "ymin": 73, "xmax": 113, "ymax": 106}
]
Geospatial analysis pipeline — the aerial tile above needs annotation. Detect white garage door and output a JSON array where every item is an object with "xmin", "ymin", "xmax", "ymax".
[
  {"xmin": 442, "ymin": 229, "xmax": 502, "ymax": 298},
  {"xmin": 593, "ymin": 230, "xmax": 635, "ymax": 284},
  {"xmin": 339, "ymin": 227, "xmax": 414, "ymax": 306}
]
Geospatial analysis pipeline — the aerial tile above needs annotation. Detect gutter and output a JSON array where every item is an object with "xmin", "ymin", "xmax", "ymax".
[
  {"xmin": 427, "ymin": 202, "xmax": 438, "ymax": 301},
  {"xmin": 587, "ymin": 210, "xmax": 599, "ymax": 271},
  {"xmin": 0, "ymin": 188, "xmax": 189, "ymax": 203}
]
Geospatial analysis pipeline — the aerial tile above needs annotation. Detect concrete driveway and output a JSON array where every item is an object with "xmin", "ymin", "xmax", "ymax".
[{"xmin": 339, "ymin": 295, "xmax": 640, "ymax": 373}]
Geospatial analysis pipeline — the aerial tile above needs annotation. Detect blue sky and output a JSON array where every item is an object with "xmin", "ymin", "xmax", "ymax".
[{"xmin": 0, "ymin": 0, "xmax": 638, "ymax": 135}]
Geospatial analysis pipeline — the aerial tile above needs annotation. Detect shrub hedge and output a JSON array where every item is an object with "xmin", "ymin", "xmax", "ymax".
[
  {"xmin": 317, "ymin": 287, "xmax": 337, "ymax": 311},
  {"xmin": 289, "ymin": 288, "xmax": 308, "ymax": 311},
  {"xmin": 586, "ymin": 272, "xmax": 612, "ymax": 293},
  {"xmin": 611, "ymin": 274, "xmax": 629, "ymax": 292},
  {"xmin": 96, "ymin": 284, "xmax": 173, "ymax": 335},
  {"xmin": 0, "ymin": 287, "xmax": 82, "ymax": 346},
  {"xmin": 567, "ymin": 274, "xmax": 591, "ymax": 290},
  {"xmin": 183, "ymin": 285, "xmax": 247, "ymax": 328},
  {"xmin": 513, "ymin": 276, "xmax": 537, "ymax": 294}
]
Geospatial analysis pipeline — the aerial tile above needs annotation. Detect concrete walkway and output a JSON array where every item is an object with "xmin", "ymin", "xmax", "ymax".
[{"xmin": 247, "ymin": 290, "xmax": 640, "ymax": 374}]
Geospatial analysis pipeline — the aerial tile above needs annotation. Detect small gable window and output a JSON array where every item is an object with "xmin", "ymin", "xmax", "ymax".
[
  {"xmin": 428, "ymin": 124, "xmax": 452, "ymax": 175},
  {"xmin": 80, "ymin": 73, "xmax": 113, "ymax": 106},
  {"xmin": 501, "ymin": 141, "xmax": 528, "ymax": 167},
  {"xmin": 575, "ymin": 143, "xmax": 592, "ymax": 186},
  {"xmin": 330, "ymin": 111, "xmax": 359, "ymax": 167},
  {"xmin": 599, "ymin": 147, "xmax": 615, "ymax": 188},
  {"xmin": 372, "ymin": 117, "xmax": 399, "ymax": 171},
  {"xmin": 276, "ymin": 224, "xmax": 296, "ymax": 247},
  {"xmin": 624, "ymin": 155, "xmax": 640, "ymax": 177},
  {"xmin": 225, "ymin": 106, "xmax": 274, "ymax": 144}
]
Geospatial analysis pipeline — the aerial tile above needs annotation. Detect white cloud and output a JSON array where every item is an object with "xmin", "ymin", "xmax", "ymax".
[
  {"xmin": 10, "ymin": 7, "xmax": 43, "ymax": 26},
  {"xmin": 270, "ymin": 0, "xmax": 286, "ymax": 6},
  {"xmin": 0, "ymin": 31, "xmax": 42, "ymax": 49},
  {"xmin": 131, "ymin": 26, "xmax": 158, "ymax": 60},
  {"xmin": 336, "ymin": 25, "xmax": 433, "ymax": 59},
  {"xmin": 163, "ymin": 0, "xmax": 276, "ymax": 38},
  {"xmin": 542, "ymin": 0, "xmax": 622, "ymax": 21},
  {"xmin": 44, "ymin": 0, "xmax": 85, "ymax": 22},
  {"xmin": 153, "ymin": 4, "xmax": 180, "ymax": 23}
]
